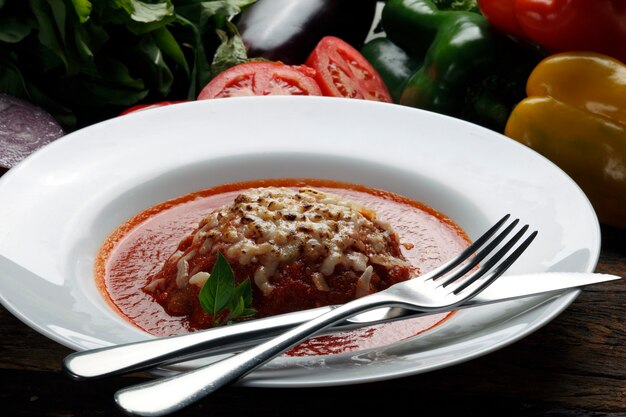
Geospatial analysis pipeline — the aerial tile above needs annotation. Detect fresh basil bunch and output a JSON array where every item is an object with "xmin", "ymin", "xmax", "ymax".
[{"xmin": 0, "ymin": 0, "xmax": 254, "ymax": 129}]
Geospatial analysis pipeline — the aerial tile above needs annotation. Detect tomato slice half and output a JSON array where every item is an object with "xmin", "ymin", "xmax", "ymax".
[
  {"xmin": 198, "ymin": 62, "xmax": 323, "ymax": 99},
  {"xmin": 305, "ymin": 36, "xmax": 392, "ymax": 102},
  {"xmin": 119, "ymin": 101, "xmax": 187, "ymax": 115}
]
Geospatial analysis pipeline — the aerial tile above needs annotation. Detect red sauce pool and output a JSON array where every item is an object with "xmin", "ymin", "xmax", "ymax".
[{"xmin": 96, "ymin": 179, "xmax": 470, "ymax": 356}]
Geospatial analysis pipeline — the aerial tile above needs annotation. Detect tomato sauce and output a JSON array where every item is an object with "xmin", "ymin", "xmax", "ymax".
[{"xmin": 96, "ymin": 179, "xmax": 470, "ymax": 355}]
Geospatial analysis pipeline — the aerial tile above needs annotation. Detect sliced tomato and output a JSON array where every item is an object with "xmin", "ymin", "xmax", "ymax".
[
  {"xmin": 305, "ymin": 36, "xmax": 392, "ymax": 102},
  {"xmin": 119, "ymin": 101, "xmax": 187, "ymax": 116},
  {"xmin": 197, "ymin": 62, "xmax": 323, "ymax": 99}
]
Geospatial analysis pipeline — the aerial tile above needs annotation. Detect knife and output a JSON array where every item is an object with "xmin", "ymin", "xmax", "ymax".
[{"xmin": 63, "ymin": 271, "xmax": 620, "ymax": 380}]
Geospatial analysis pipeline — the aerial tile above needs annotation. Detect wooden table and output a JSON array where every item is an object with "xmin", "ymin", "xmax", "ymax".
[{"xmin": 1, "ymin": 164, "xmax": 624, "ymax": 416}]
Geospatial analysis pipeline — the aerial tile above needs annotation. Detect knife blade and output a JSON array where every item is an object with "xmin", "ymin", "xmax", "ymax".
[{"xmin": 63, "ymin": 271, "xmax": 621, "ymax": 380}]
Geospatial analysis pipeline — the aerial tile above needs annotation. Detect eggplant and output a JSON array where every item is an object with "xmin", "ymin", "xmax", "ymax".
[{"xmin": 237, "ymin": 0, "xmax": 379, "ymax": 64}]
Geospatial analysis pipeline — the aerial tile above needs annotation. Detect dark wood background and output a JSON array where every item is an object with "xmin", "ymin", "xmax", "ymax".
[{"xmin": 1, "ymin": 164, "xmax": 624, "ymax": 416}]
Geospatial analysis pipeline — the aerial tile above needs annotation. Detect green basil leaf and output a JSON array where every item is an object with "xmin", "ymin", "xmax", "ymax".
[
  {"xmin": 176, "ymin": 0, "xmax": 255, "ymax": 32},
  {"xmin": 0, "ymin": 17, "xmax": 33, "ymax": 43},
  {"xmin": 240, "ymin": 308, "xmax": 257, "ymax": 318},
  {"xmin": 152, "ymin": 26, "xmax": 189, "ymax": 75},
  {"xmin": 111, "ymin": 0, "xmax": 174, "ymax": 23},
  {"xmin": 71, "ymin": 0, "xmax": 92, "ymax": 23},
  {"xmin": 131, "ymin": 0, "xmax": 174, "ymax": 23},
  {"xmin": 0, "ymin": 54, "xmax": 77, "ymax": 128},
  {"xmin": 172, "ymin": 14, "xmax": 211, "ymax": 98},
  {"xmin": 199, "ymin": 255, "xmax": 256, "ymax": 325},
  {"xmin": 0, "ymin": 55, "xmax": 27, "ymax": 93},
  {"xmin": 210, "ymin": 22, "xmax": 248, "ymax": 77},
  {"xmin": 133, "ymin": 33, "xmax": 174, "ymax": 95},
  {"xmin": 199, "ymin": 252, "xmax": 235, "ymax": 318},
  {"xmin": 228, "ymin": 278, "xmax": 255, "ymax": 321},
  {"xmin": 52, "ymin": 76, "xmax": 148, "ymax": 106},
  {"xmin": 109, "ymin": 0, "xmax": 133, "ymax": 16},
  {"xmin": 99, "ymin": 57, "xmax": 145, "ymax": 90},
  {"xmin": 228, "ymin": 296, "xmax": 245, "ymax": 319},
  {"xmin": 29, "ymin": 0, "xmax": 69, "ymax": 70},
  {"xmin": 127, "ymin": 16, "xmax": 175, "ymax": 35},
  {"xmin": 48, "ymin": 0, "xmax": 68, "ymax": 43},
  {"xmin": 72, "ymin": 24, "xmax": 95, "ymax": 64},
  {"xmin": 235, "ymin": 278, "xmax": 253, "ymax": 307}
]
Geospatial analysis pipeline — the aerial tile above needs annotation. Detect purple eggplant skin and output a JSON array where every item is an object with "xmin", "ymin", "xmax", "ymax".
[{"xmin": 237, "ymin": 0, "xmax": 379, "ymax": 64}]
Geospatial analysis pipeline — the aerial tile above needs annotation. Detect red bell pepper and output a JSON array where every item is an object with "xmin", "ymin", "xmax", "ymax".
[{"xmin": 477, "ymin": 0, "xmax": 626, "ymax": 64}]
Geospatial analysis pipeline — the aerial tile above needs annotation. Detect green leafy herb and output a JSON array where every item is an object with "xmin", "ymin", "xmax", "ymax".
[
  {"xmin": 0, "ymin": 0, "xmax": 256, "ymax": 130},
  {"xmin": 198, "ymin": 252, "xmax": 256, "ymax": 326},
  {"xmin": 209, "ymin": 21, "xmax": 249, "ymax": 78}
]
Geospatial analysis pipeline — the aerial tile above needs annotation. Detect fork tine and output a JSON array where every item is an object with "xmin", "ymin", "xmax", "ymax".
[
  {"xmin": 450, "ymin": 227, "xmax": 538, "ymax": 296},
  {"xmin": 438, "ymin": 217, "xmax": 520, "ymax": 288},
  {"xmin": 419, "ymin": 213, "xmax": 512, "ymax": 282}
]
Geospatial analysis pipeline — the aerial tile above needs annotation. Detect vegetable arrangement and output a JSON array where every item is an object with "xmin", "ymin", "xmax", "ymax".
[
  {"xmin": 0, "ymin": 0, "xmax": 624, "ymax": 226},
  {"xmin": 362, "ymin": 0, "xmax": 625, "ymax": 227}
]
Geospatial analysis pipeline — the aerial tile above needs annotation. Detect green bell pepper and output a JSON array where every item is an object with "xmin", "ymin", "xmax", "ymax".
[
  {"xmin": 360, "ymin": 37, "xmax": 423, "ymax": 102},
  {"xmin": 374, "ymin": 0, "xmax": 542, "ymax": 132}
]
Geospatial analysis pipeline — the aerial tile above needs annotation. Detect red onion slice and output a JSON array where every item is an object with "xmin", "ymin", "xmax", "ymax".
[{"xmin": 0, "ymin": 93, "xmax": 64, "ymax": 170}]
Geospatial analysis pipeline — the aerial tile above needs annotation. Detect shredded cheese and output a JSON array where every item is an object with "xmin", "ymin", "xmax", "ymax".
[{"xmin": 163, "ymin": 187, "xmax": 409, "ymax": 294}]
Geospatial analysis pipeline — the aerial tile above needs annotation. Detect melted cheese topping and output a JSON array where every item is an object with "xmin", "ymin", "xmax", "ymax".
[{"xmin": 169, "ymin": 187, "xmax": 409, "ymax": 295}]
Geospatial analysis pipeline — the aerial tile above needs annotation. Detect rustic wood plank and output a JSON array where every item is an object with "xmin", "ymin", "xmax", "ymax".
[
  {"xmin": 0, "ymin": 308, "xmax": 70, "ymax": 372},
  {"xmin": 0, "ymin": 368, "xmax": 622, "ymax": 417}
]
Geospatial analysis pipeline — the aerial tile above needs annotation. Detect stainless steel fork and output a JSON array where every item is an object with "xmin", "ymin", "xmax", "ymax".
[{"xmin": 113, "ymin": 214, "xmax": 537, "ymax": 416}]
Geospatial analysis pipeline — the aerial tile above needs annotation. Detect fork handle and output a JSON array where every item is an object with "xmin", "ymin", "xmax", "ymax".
[
  {"xmin": 115, "ymin": 292, "xmax": 393, "ymax": 416},
  {"xmin": 63, "ymin": 306, "xmax": 332, "ymax": 380}
]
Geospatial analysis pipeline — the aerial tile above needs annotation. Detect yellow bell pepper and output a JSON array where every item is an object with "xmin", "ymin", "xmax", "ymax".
[{"xmin": 505, "ymin": 52, "xmax": 626, "ymax": 228}]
